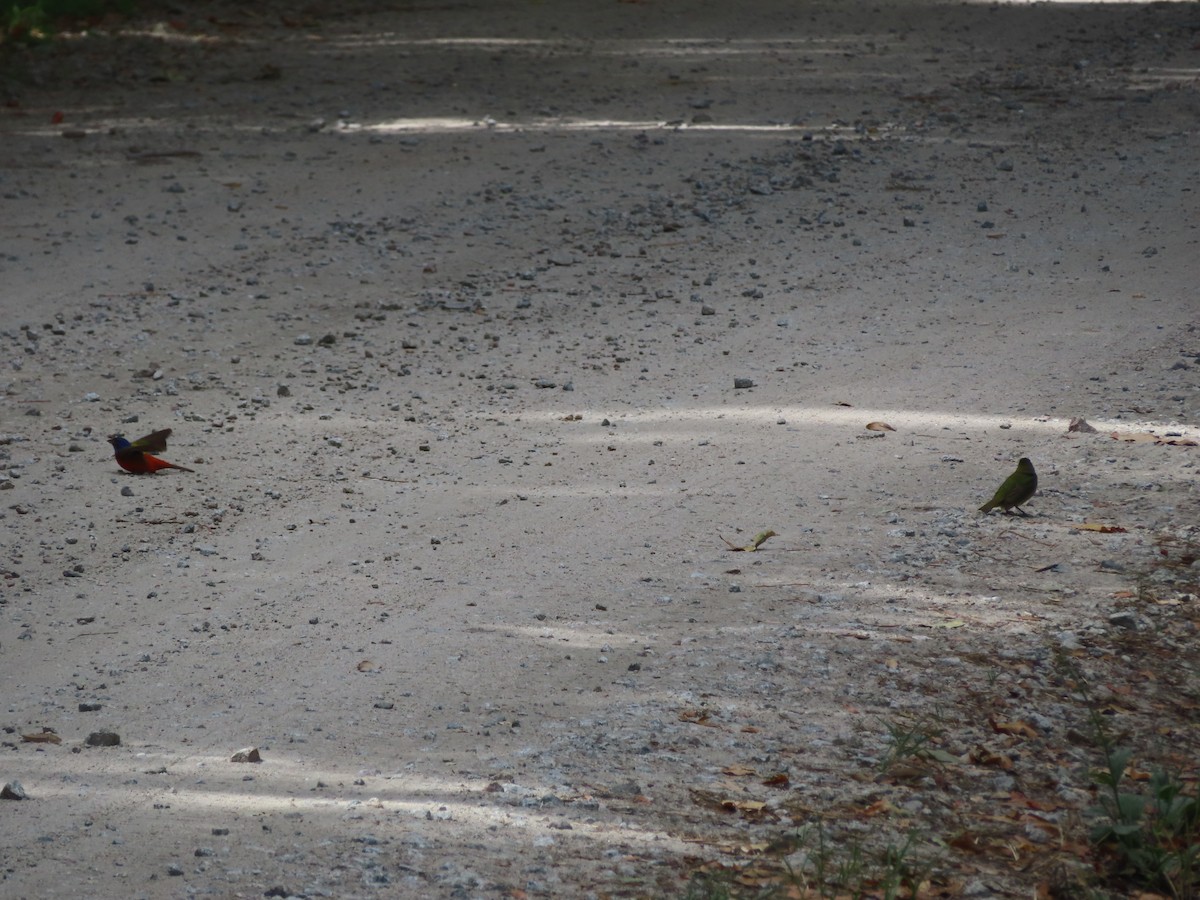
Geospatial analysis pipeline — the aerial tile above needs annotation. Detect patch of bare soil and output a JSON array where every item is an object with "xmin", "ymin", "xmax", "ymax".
[{"xmin": 1, "ymin": 1, "xmax": 1198, "ymax": 897}]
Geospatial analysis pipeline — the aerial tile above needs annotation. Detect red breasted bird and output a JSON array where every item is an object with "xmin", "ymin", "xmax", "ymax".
[
  {"xmin": 979, "ymin": 457, "xmax": 1037, "ymax": 516},
  {"xmin": 107, "ymin": 429, "xmax": 194, "ymax": 474}
]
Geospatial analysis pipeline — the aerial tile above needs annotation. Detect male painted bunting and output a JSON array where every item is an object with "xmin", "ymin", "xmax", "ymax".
[
  {"xmin": 107, "ymin": 429, "xmax": 194, "ymax": 474},
  {"xmin": 979, "ymin": 457, "xmax": 1037, "ymax": 516}
]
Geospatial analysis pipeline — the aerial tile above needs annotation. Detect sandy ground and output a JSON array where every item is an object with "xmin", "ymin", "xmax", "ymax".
[{"xmin": 2, "ymin": 0, "xmax": 1199, "ymax": 897}]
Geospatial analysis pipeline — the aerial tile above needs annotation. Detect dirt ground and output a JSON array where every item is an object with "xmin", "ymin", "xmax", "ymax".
[{"xmin": 2, "ymin": 0, "xmax": 1198, "ymax": 897}]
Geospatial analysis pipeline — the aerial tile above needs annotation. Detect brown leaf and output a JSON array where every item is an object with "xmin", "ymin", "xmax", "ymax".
[
  {"xmin": 1075, "ymin": 523, "xmax": 1127, "ymax": 533},
  {"xmin": 860, "ymin": 798, "xmax": 900, "ymax": 817},
  {"xmin": 990, "ymin": 718, "xmax": 1039, "ymax": 739},
  {"xmin": 969, "ymin": 744, "xmax": 1014, "ymax": 770},
  {"xmin": 722, "ymin": 798, "xmax": 767, "ymax": 815},
  {"xmin": 21, "ymin": 731, "xmax": 61, "ymax": 744},
  {"xmin": 865, "ymin": 421, "xmax": 896, "ymax": 432},
  {"xmin": 948, "ymin": 830, "xmax": 983, "ymax": 853},
  {"xmin": 679, "ymin": 708, "xmax": 719, "ymax": 727},
  {"xmin": 761, "ymin": 773, "xmax": 790, "ymax": 788},
  {"xmin": 722, "ymin": 764, "xmax": 757, "ymax": 777}
]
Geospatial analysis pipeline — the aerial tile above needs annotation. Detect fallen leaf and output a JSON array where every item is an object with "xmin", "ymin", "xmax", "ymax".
[
  {"xmin": 722, "ymin": 798, "xmax": 767, "ymax": 814},
  {"xmin": 990, "ymin": 718, "xmax": 1039, "ymax": 739},
  {"xmin": 948, "ymin": 830, "xmax": 983, "ymax": 852},
  {"xmin": 860, "ymin": 798, "xmax": 900, "ymax": 817},
  {"xmin": 1075, "ymin": 523, "xmax": 1127, "ymax": 533},
  {"xmin": 925, "ymin": 748, "xmax": 964, "ymax": 765},
  {"xmin": 761, "ymin": 773, "xmax": 790, "ymax": 788},
  {"xmin": 969, "ymin": 744, "xmax": 1013, "ymax": 770},
  {"xmin": 21, "ymin": 731, "xmax": 61, "ymax": 744},
  {"xmin": 865, "ymin": 421, "xmax": 895, "ymax": 432},
  {"xmin": 723, "ymin": 764, "xmax": 757, "ymax": 777}
]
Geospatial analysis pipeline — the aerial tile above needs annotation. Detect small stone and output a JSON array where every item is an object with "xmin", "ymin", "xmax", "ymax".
[
  {"xmin": 1055, "ymin": 631, "xmax": 1082, "ymax": 651},
  {"xmin": 167, "ymin": 863, "xmax": 184, "ymax": 876},
  {"xmin": 230, "ymin": 747, "xmax": 262, "ymax": 763},
  {"xmin": 733, "ymin": 378, "xmax": 755, "ymax": 389},
  {"xmin": 1108, "ymin": 611, "xmax": 1138, "ymax": 630},
  {"xmin": 85, "ymin": 731, "xmax": 121, "ymax": 747},
  {"xmin": 1, "ymin": 781, "xmax": 27, "ymax": 800},
  {"xmin": 294, "ymin": 333, "xmax": 313, "ymax": 346}
]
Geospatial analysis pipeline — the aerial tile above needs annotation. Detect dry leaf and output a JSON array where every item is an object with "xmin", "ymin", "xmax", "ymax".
[
  {"xmin": 722, "ymin": 799, "xmax": 767, "ymax": 814},
  {"xmin": 761, "ymin": 773, "xmax": 790, "ymax": 788},
  {"xmin": 969, "ymin": 744, "xmax": 1013, "ymax": 770},
  {"xmin": 722, "ymin": 764, "xmax": 757, "ymax": 777},
  {"xmin": 21, "ymin": 731, "xmax": 61, "ymax": 744},
  {"xmin": 860, "ymin": 798, "xmax": 900, "ymax": 817},
  {"xmin": 990, "ymin": 718, "xmax": 1039, "ymax": 739},
  {"xmin": 865, "ymin": 421, "xmax": 896, "ymax": 432},
  {"xmin": 925, "ymin": 748, "xmax": 964, "ymax": 765},
  {"xmin": 1075, "ymin": 523, "xmax": 1127, "ymax": 533}
]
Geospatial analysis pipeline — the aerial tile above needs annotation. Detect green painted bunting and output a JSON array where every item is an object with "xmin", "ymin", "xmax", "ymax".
[{"xmin": 979, "ymin": 457, "xmax": 1037, "ymax": 516}]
